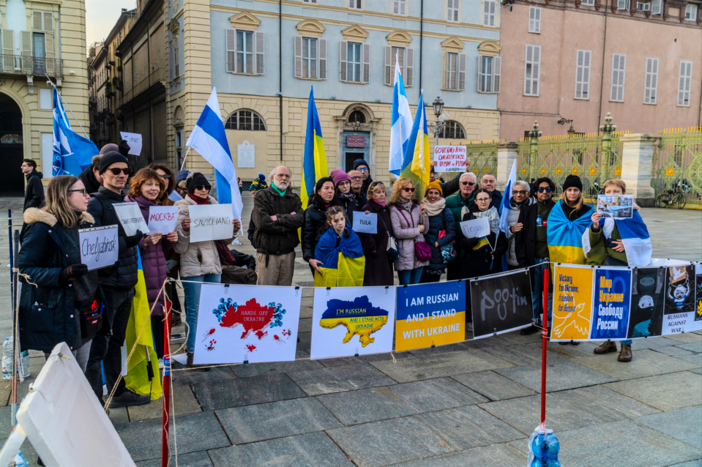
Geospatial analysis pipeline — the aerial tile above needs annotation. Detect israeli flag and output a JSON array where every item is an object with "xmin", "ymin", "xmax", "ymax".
[
  {"xmin": 498, "ymin": 160, "xmax": 517, "ymax": 233},
  {"xmin": 186, "ymin": 88, "xmax": 244, "ymax": 223},
  {"xmin": 389, "ymin": 55, "xmax": 413, "ymax": 176},
  {"xmin": 52, "ymin": 89, "xmax": 99, "ymax": 176}
]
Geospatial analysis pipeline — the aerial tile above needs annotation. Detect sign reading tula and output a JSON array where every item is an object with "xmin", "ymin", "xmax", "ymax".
[
  {"xmin": 470, "ymin": 269, "xmax": 534, "ymax": 339},
  {"xmin": 79, "ymin": 225, "xmax": 119, "ymax": 270},
  {"xmin": 188, "ymin": 204, "xmax": 234, "ymax": 242}
]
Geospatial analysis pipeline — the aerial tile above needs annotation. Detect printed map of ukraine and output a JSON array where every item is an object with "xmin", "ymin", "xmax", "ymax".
[{"xmin": 320, "ymin": 296, "xmax": 388, "ymax": 347}]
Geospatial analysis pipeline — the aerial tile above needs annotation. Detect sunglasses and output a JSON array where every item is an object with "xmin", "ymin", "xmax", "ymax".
[
  {"xmin": 194, "ymin": 185, "xmax": 211, "ymax": 191},
  {"xmin": 68, "ymin": 189, "xmax": 88, "ymax": 196},
  {"xmin": 538, "ymin": 187, "xmax": 552, "ymax": 193},
  {"xmin": 108, "ymin": 168, "xmax": 130, "ymax": 176},
  {"xmin": 358, "ymin": 167, "xmax": 369, "ymax": 172},
  {"xmin": 460, "ymin": 181, "xmax": 476, "ymax": 186},
  {"xmin": 159, "ymin": 174, "xmax": 171, "ymax": 179},
  {"xmin": 403, "ymin": 187, "xmax": 416, "ymax": 193},
  {"xmin": 513, "ymin": 190, "xmax": 528, "ymax": 195}
]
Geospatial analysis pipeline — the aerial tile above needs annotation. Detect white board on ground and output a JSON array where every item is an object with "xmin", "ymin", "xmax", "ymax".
[
  {"xmin": 460, "ymin": 217, "xmax": 490, "ymax": 239},
  {"xmin": 188, "ymin": 204, "xmax": 234, "ymax": 242},
  {"xmin": 147, "ymin": 205, "xmax": 179, "ymax": 235},
  {"xmin": 79, "ymin": 225, "xmax": 119, "ymax": 270},
  {"xmin": 310, "ymin": 286, "xmax": 396, "ymax": 360},
  {"xmin": 193, "ymin": 284, "xmax": 302, "ymax": 365},
  {"xmin": 119, "ymin": 132, "xmax": 142, "ymax": 156},
  {"xmin": 113, "ymin": 202, "xmax": 149, "ymax": 236}
]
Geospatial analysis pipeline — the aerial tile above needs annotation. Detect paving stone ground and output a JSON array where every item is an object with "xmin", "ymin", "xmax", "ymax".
[{"xmin": 0, "ymin": 196, "xmax": 701, "ymax": 466}]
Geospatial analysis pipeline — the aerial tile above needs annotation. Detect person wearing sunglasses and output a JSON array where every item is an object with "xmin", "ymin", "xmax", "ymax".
[
  {"xmin": 389, "ymin": 178, "xmax": 430, "ymax": 286},
  {"xmin": 515, "ymin": 177, "xmax": 556, "ymax": 335},
  {"xmin": 505, "ymin": 180, "xmax": 535, "ymax": 271},
  {"xmin": 445, "ymin": 172, "xmax": 478, "ymax": 280},
  {"xmin": 353, "ymin": 159, "xmax": 374, "ymax": 194},
  {"xmin": 85, "ymin": 150, "xmax": 149, "ymax": 408}
]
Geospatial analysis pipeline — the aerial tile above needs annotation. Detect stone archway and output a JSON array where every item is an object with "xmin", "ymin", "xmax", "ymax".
[
  {"xmin": 334, "ymin": 103, "xmax": 381, "ymax": 176},
  {"xmin": 0, "ymin": 92, "xmax": 27, "ymax": 196}
]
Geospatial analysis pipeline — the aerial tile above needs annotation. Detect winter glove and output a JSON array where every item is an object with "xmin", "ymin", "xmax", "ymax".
[
  {"xmin": 124, "ymin": 230, "xmax": 144, "ymax": 248},
  {"xmin": 59, "ymin": 264, "xmax": 89, "ymax": 284},
  {"xmin": 118, "ymin": 140, "xmax": 131, "ymax": 157}
]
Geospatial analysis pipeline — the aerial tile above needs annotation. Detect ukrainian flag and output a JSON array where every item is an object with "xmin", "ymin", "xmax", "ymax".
[
  {"xmin": 301, "ymin": 87, "xmax": 329, "ymax": 210},
  {"xmin": 124, "ymin": 250, "xmax": 162, "ymax": 400},
  {"xmin": 313, "ymin": 226, "xmax": 366, "ymax": 287},
  {"xmin": 400, "ymin": 93, "xmax": 431, "ymax": 199},
  {"xmin": 547, "ymin": 200, "xmax": 594, "ymax": 265}
]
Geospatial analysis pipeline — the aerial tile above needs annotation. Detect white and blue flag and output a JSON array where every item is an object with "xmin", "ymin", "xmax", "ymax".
[
  {"xmin": 52, "ymin": 89, "xmax": 99, "ymax": 176},
  {"xmin": 498, "ymin": 160, "xmax": 517, "ymax": 233},
  {"xmin": 583, "ymin": 212, "xmax": 653, "ymax": 268},
  {"xmin": 389, "ymin": 55, "xmax": 413, "ymax": 176},
  {"xmin": 186, "ymin": 88, "xmax": 243, "ymax": 223}
]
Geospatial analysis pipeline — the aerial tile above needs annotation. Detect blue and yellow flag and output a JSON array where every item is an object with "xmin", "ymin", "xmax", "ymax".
[
  {"xmin": 301, "ymin": 87, "xmax": 329, "ymax": 210},
  {"xmin": 400, "ymin": 93, "xmax": 431, "ymax": 199},
  {"xmin": 547, "ymin": 200, "xmax": 594, "ymax": 265},
  {"xmin": 313, "ymin": 226, "xmax": 365, "ymax": 287},
  {"xmin": 124, "ymin": 250, "xmax": 162, "ymax": 400}
]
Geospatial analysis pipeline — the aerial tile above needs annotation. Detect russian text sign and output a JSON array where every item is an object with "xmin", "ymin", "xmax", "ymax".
[
  {"xmin": 590, "ymin": 267, "xmax": 632, "ymax": 340},
  {"xmin": 460, "ymin": 217, "xmax": 490, "ymax": 239},
  {"xmin": 147, "ymin": 206, "xmax": 179, "ymax": 235},
  {"xmin": 113, "ymin": 202, "xmax": 150, "ymax": 236}
]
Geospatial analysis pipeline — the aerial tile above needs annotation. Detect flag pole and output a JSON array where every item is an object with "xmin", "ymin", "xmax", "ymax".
[
  {"xmin": 179, "ymin": 146, "xmax": 192, "ymax": 172},
  {"xmin": 44, "ymin": 73, "xmax": 90, "ymax": 139}
]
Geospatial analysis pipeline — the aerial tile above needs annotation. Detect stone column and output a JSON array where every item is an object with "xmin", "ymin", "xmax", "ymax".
[
  {"xmin": 496, "ymin": 142, "xmax": 518, "ymax": 191},
  {"xmin": 619, "ymin": 134, "xmax": 658, "ymax": 207}
]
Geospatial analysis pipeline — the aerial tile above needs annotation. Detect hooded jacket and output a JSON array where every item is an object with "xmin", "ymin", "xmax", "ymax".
[
  {"xmin": 78, "ymin": 166, "xmax": 102, "ymax": 195},
  {"xmin": 23, "ymin": 170, "xmax": 44, "ymax": 210}
]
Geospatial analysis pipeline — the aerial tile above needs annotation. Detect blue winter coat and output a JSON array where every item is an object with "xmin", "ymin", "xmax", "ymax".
[{"xmin": 423, "ymin": 207, "xmax": 456, "ymax": 272}]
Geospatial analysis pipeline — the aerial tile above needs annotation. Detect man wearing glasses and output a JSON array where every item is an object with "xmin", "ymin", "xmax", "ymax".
[
  {"xmin": 347, "ymin": 170, "xmax": 367, "ymax": 208},
  {"xmin": 445, "ymin": 172, "xmax": 478, "ymax": 280},
  {"xmin": 515, "ymin": 177, "xmax": 556, "ymax": 335},
  {"xmin": 480, "ymin": 174, "xmax": 503, "ymax": 212},
  {"xmin": 85, "ymin": 150, "xmax": 149, "ymax": 408},
  {"xmin": 353, "ymin": 159, "xmax": 374, "ymax": 195}
]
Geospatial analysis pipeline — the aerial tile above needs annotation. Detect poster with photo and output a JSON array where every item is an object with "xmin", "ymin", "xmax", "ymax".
[
  {"xmin": 551, "ymin": 265, "xmax": 594, "ymax": 341},
  {"xmin": 590, "ymin": 267, "xmax": 632, "ymax": 340},
  {"xmin": 695, "ymin": 263, "xmax": 702, "ymax": 322},
  {"xmin": 597, "ymin": 194, "xmax": 634, "ymax": 219},
  {"xmin": 470, "ymin": 270, "xmax": 533, "ymax": 339},
  {"xmin": 628, "ymin": 267, "xmax": 666, "ymax": 339},
  {"xmin": 663, "ymin": 264, "xmax": 698, "ymax": 335}
]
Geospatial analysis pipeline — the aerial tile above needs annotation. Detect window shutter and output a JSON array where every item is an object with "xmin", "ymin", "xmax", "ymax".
[
  {"xmin": 493, "ymin": 56, "xmax": 501, "ymax": 93},
  {"xmin": 319, "ymin": 38, "xmax": 327, "ymax": 80},
  {"xmin": 226, "ymin": 29, "xmax": 236, "ymax": 73},
  {"xmin": 174, "ymin": 36, "xmax": 179, "ymax": 77},
  {"xmin": 583, "ymin": 51, "xmax": 590, "ymax": 98},
  {"xmin": 534, "ymin": 8, "xmax": 541, "ymax": 32},
  {"xmin": 169, "ymin": 38, "xmax": 174, "ymax": 80},
  {"xmin": 255, "ymin": 32, "xmax": 264, "ymax": 75},
  {"xmin": 294, "ymin": 36, "xmax": 302, "ymax": 78},
  {"xmin": 340, "ymin": 40, "xmax": 347, "ymax": 81},
  {"xmin": 458, "ymin": 53, "xmax": 466, "ymax": 90},
  {"xmin": 405, "ymin": 48, "xmax": 414, "ymax": 87},
  {"xmin": 443, "ymin": 52, "xmax": 449, "ymax": 89},
  {"xmin": 650, "ymin": 58, "xmax": 658, "ymax": 102},
  {"xmin": 362, "ymin": 43, "xmax": 370, "ymax": 83},
  {"xmin": 33, "ymin": 11, "xmax": 43, "ymax": 30},
  {"xmin": 43, "ymin": 12, "xmax": 54, "ymax": 32},
  {"xmin": 44, "ymin": 32, "xmax": 54, "ymax": 75},
  {"xmin": 21, "ymin": 31, "xmax": 31, "ymax": 56},
  {"xmin": 2, "ymin": 29, "xmax": 13, "ymax": 58},
  {"xmin": 384, "ymin": 46, "xmax": 392, "ymax": 85},
  {"xmin": 477, "ymin": 55, "xmax": 483, "ymax": 92}
]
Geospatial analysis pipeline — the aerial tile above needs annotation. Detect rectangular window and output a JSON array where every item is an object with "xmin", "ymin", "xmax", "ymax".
[
  {"xmin": 685, "ymin": 4, "xmax": 697, "ymax": 20},
  {"xmin": 302, "ymin": 0, "xmax": 318, "ymax": 3},
  {"xmin": 447, "ymin": 0, "xmax": 460, "ymax": 22},
  {"xmin": 347, "ymin": 42, "xmax": 362, "ymax": 82},
  {"xmin": 236, "ymin": 30, "xmax": 254, "ymax": 74},
  {"xmin": 636, "ymin": 2, "xmax": 650, "ymax": 11},
  {"xmin": 175, "ymin": 128, "xmax": 184, "ymax": 169},
  {"xmin": 651, "ymin": 0, "xmax": 662, "ymax": 14},
  {"xmin": 524, "ymin": 44, "xmax": 540, "ymax": 96},
  {"xmin": 349, "ymin": 0, "xmax": 362, "ymax": 9},
  {"xmin": 617, "ymin": 0, "xmax": 630, "ymax": 10},
  {"xmin": 581, "ymin": 0, "xmax": 595, "ymax": 5},
  {"xmin": 32, "ymin": 11, "xmax": 53, "ymax": 32},
  {"xmin": 445, "ymin": 52, "xmax": 458, "ymax": 90},
  {"xmin": 610, "ymin": 53, "xmax": 626, "ymax": 102},
  {"xmin": 173, "ymin": 36, "xmax": 179, "ymax": 77},
  {"xmin": 393, "ymin": 0, "xmax": 407, "ymax": 15},
  {"xmin": 302, "ymin": 37, "xmax": 317, "ymax": 79},
  {"xmin": 677, "ymin": 61, "xmax": 692, "ymax": 107},
  {"xmin": 529, "ymin": 7, "xmax": 541, "ymax": 33},
  {"xmin": 575, "ymin": 49, "xmax": 591, "ymax": 100},
  {"xmin": 483, "ymin": 0, "xmax": 496, "ymax": 26},
  {"xmin": 644, "ymin": 57, "xmax": 658, "ymax": 104},
  {"xmin": 478, "ymin": 55, "xmax": 501, "ymax": 93}
]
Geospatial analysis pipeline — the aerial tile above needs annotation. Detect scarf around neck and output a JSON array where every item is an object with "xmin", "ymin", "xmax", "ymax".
[
  {"xmin": 396, "ymin": 197, "xmax": 413, "ymax": 213},
  {"xmin": 271, "ymin": 182, "xmax": 287, "ymax": 197},
  {"xmin": 423, "ymin": 197, "xmax": 446, "ymax": 217},
  {"xmin": 187, "ymin": 193, "xmax": 236, "ymax": 266},
  {"xmin": 187, "ymin": 193, "xmax": 209, "ymax": 205}
]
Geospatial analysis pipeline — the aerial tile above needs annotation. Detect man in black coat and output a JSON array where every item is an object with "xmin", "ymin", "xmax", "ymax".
[
  {"xmin": 21, "ymin": 159, "xmax": 44, "ymax": 210},
  {"xmin": 84, "ymin": 150, "xmax": 148, "ymax": 408},
  {"xmin": 78, "ymin": 155, "xmax": 103, "ymax": 195}
]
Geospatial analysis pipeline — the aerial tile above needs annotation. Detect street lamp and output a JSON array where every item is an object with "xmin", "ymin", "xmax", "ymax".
[
  {"xmin": 432, "ymin": 96, "xmax": 444, "ymax": 118},
  {"xmin": 428, "ymin": 96, "xmax": 449, "ymax": 146}
]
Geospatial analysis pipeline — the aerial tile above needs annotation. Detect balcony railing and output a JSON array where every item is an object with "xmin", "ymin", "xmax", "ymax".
[{"xmin": 0, "ymin": 55, "xmax": 63, "ymax": 78}]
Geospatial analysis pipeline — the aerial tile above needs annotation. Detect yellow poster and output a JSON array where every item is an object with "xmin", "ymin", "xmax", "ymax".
[{"xmin": 551, "ymin": 265, "xmax": 594, "ymax": 341}]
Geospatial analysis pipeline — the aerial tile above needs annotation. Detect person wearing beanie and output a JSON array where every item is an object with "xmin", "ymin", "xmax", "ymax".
[
  {"xmin": 249, "ymin": 173, "xmax": 268, "ymax": 192},
  {"xmin": 347, "ymin": 169, "xmax": 368, "ymax": 209},
  {"xmin": 353, "ymin": 159, "xmax": 374, "ymax": 194},
  {"xmin": 98, "ymin": 151, "xmax": 130, "ymax": 174},
  {"xmin": 331, "ymin": 169, "xmax": 359, "ymax": 224},
  {"xmin": 420, "ymin": 180, "xmax": 456, "ymax": 283},
  {"xmin": 100, "ymin": 143, "xmax": 119, "ymax": 155}
]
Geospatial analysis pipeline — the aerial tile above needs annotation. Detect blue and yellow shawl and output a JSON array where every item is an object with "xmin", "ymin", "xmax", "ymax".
[
  {"xmin": 313, "ymin": 226, "xmax": 365, "ymax": 287},
  {"xmin": 547, "ymin": 200, "xmax": 594, "ymax": 265}
]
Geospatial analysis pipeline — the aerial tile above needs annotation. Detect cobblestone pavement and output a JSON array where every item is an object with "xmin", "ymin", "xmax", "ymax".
[{"xmin": 0, "ymin": 196, "xmax": 700, "ymax": 466}]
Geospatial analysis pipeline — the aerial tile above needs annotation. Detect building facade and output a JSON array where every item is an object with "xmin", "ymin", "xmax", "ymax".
[
  {"xmin": 164, "ymin": 0, "xmax": 503, "ymax": 185},
  {"xmin": 498, "ymin": 0, "xmax": 702, "ymax": 142},
  {"xmin": 0, "ymin": 0, "xmax": 89, "ymax": 195}
]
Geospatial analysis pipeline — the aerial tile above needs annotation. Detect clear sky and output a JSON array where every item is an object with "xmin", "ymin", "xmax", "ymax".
[{"xmin": 86, "ymin": 0, "xmax": 136, "ymax": 49}]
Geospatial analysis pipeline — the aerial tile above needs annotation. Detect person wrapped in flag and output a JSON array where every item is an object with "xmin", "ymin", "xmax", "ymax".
[
  {"xmin": 584, "ymin": 178, "xmax": 653, "ymax": 363},
  {"xmin": 313, "ymin": 206, "xmax": 365, "ymax": 287}
]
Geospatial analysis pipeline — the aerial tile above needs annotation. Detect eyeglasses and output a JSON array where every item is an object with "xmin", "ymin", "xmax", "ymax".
[
  {"xmin": 460, "ymin": 181, "xmax": 476, "ymax": 186},
  {"xmin": 68, "ymin": 189, "xmax": 88, "ymax": 196},
  {"xmin": 159, "ymin": 174, "xmax": 171, "ymax": 179},
  {"xmin": 538, "ymin": 187, "xmax": 552, "ymax": 193},
  {"xmin": 108, "ymin": 168, "xmax": 130, "ymax": 176},
  {"xmin": 358, "ymin": 167, "xmax": 369, "ymax": 172},
  {"xmin": 350, "ymin": 176, "xmax": 362, "ymax": 180},
  {"xmin": 403, "ymin": 187, "xmax": 415, "ymax": 193},
  {"xmin": 194, "ymin": 185, "xmax": 211, "ymax": 191},
  {"xmin": 513, "ymin": 190, "xmax": 528, "ymax": 195},
  {"xmin": 476, "ymin": 197, "xmax": 491, "ymax": 202}
]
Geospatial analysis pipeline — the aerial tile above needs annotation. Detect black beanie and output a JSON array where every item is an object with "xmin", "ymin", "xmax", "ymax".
[
  {"xmin": 353, "ymin": 159, "xmax": 369, "ymax": 171},
  {"xmin": 186, "ymin": 172, "xmax": 211, "ymax": 194},
  {"xmin": 99, "ymin": 151, "xmax": 129, "ymax": 174},
  {"xmin": 562, "ymin": 174, "xmax": 583, "ymax": 192}
]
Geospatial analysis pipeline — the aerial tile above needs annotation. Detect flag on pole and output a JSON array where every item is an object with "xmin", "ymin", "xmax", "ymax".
[
  {"xmin": 52, "ymin": 89, "xmax": 99, "ymax": 176},
  {"xmin": 399, "ymin": 93, "xmax": 431, "ymax": 198},
  {"xmin": 499, "ymin": 160, "xmax": 517, "ymax": 233},
  {"xmin": 186, "ymin": 88, "xmax": 244, "ymax": 222},
  {"xmin": 389, "ymin": 55, "xmax": 413, "ymax": 176},
  {"xmin": 301, "ymin": 87, "xmax": 329, "ymax": 210}
]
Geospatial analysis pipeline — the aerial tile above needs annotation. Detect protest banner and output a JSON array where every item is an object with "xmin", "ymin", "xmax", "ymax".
[
  {"xmin": 79, "ymin": 225, "xmax": 119, "ymax": 270},
  {"xmin": 147, "ymin": 206, "xmax": 179, "ymax": 235},
  {"xmin": 590, "ymin": 267, "xmax": 632, "ymax": 340},
  {"xmin": 395, "ymin": 281, "xmax": 465, "ymax": 351},
  {"xmin": 470, "ymin": 269, "xmax": 533, "ymax": 339},
  {"xmin": 310, "ymin": 286, "xmax": 396, "ymax": 359},
  {"xmin": 460, "ymin": 217, "xmax": 490, "ymax": 239},
  {"xmin": 663, "ymin": 264, "xmax": 699, "ymax": 334},
  {"xmin": 433, "ymin": 145, "xmax": 467, "ymax": 172},
  {"xmin": 352, "ymin": 212, "xmax": 377, "ymax": 234},
  {"xmin": 696, "ymin": 263, "xmax": 702, "ymax": 323},
  {"xmin": 597, "ymin": 194, "xmax": 634, "ymax": 219},
  {"xmin": 188, "ymin": 204, "xmax": 234, "ymax": 242},
  {"xmin": 193, "ymin": 284, "xmax": 301, "ymax": 364},
  {"xmin": 551, "ymin": 265, "xmax": 594, "ymax": 341},
  {"xmin": 113, "ymin": 202, "xmax": 150, "ymax": 236},
  {"xmin": 628, "ymin": 267, "xmax": 666, "ymax": 339},
  {"xmin": 119, "ymin": 132, "xmax": 143, "ymax": 156}
]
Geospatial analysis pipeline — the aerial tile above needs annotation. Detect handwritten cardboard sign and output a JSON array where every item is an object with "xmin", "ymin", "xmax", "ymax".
[
  {"xmin": 119, "ymin": 132, "xmax": 142, "ymax": 156},
  {"xmin": 113, "ymin": 202, "xmax": 149, "ymax": 236},
  {"xmin": 352, "ymin": 212, "xmax": 377, "ymax": 234},
  {"xmin": 79, "ymin": 225, "xmax": 119, "ymax": 270},
  {"xmin": 147, "ymin": 206, "xmax": 179, "ymax": 235},
  {"xmin": 434, "ymin": 146, "xmax": 467, "ymax": 173},
  {"xmin": 460, "ymin": 217, "xmax": 490, "ymax": 239},
  {"xmin": 188, "ymin": 204, "xmax": 233, "ymax": 242}
]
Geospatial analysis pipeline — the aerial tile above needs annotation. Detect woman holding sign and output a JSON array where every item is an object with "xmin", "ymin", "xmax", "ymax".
[
  {"xmin": 175, "ymin": 173, "xmax": 241, "ymax": 367},
  {"xmin": 389, "ymin": 178, "xmax": 430, "ymax": 286},
  {"xmin": 419, "ymin": 180, "xmax": 456, "ymax": 283},
  {"xmin": 127, "ymin": 168, "xmax": 178, "ymax": 360},
  {"xmin": 18, "ymin": 176, "xmax": 101, "ymax": 372},
  {"xmin": 358, "ymin": 181, "xmax": 395, "ymax": 286}
]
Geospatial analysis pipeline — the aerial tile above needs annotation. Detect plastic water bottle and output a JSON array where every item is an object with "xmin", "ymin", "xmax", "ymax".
[
  {"xmin": 2, "ymin": 338, "xmax": 12, "ymax": 380},
  {"xmin": 20, "ymin": 350, "xmax": 30, "ymax": 378},
  {"xmin": 528, "ymin": 427, "xmax": 560, "ymax": 466},
  {"xmin": 536, "ymin": 214, "xmax": 543, "ymax": 227},
  {"xmin": 13, "ymin": 450, "xmax": 28, "ymax": 467}
]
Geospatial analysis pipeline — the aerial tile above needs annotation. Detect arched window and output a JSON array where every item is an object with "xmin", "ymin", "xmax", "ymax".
[
  {"xmin": 225, "ymin": 109, "xmax": 267, "ymax": 131},
  {"xmin": 438, "ymin": 121, "xmax": 466, "ymax": 139},
  {"xmin": 348, "ymin": 110, "xmax": 366, "ymax": 124}
]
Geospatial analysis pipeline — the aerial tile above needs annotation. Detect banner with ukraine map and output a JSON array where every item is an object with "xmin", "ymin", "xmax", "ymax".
[
  {"xmin": 395, "ymin": 281, "xmax": 465, "ymax": 351},
  {"xmin": 310, "ymin": 286, "xmax": 396, "ymax": 360}
]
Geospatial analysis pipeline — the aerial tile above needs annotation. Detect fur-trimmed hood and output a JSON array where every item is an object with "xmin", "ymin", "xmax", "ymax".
[{"xmin": 23, "ymin": 208, "xmax": 95, "ymax": 227}]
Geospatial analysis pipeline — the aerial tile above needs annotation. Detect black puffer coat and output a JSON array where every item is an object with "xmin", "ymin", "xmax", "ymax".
[
  {"xmin": 251, "ymin": 186, "xmax": 305, "ymax": 256},
  {"xmin": 302, "ymin": 203, "xmax": 329, "ymax": 263},
  {"xmin": 423, "ymin": 207, "xmax": 456, "ymax": 273},
  {"xmin": 457, "ymin": 205, "xmax": 508, "ymax": 279}
]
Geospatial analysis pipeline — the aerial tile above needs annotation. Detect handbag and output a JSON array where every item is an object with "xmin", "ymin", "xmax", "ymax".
[
  {"xmin": 398, "ymin": 208, "xmax": 431, "ymax": 262},
  {"xmin": 378, "ymin": 212, "xmax": 400, "ymax": 260}
]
